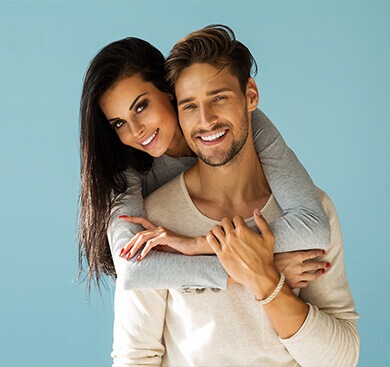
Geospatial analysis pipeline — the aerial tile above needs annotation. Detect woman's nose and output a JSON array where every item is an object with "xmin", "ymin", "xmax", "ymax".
[{"xmin": 129, "ymin": 120, "xmax": 146, "ymax": 137}]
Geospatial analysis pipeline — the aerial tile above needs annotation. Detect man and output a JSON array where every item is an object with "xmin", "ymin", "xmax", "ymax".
[{"xmin": 111, "ymin": 25, "xmax": 359, "ymax": 366}]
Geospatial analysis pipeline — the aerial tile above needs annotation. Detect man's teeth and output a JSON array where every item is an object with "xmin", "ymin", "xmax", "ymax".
[
  {"xmin": 200, "ymin": 131, "xmax": 226, "ymax": 141},
  {"xmin": 141, "ymin": 130, "xmax": 157, "ymax": 146}
]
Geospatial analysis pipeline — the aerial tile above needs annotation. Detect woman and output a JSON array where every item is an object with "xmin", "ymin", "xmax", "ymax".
[{"xmin": 78, "ymin": 37, "xmax": 330, "ymax": 292}]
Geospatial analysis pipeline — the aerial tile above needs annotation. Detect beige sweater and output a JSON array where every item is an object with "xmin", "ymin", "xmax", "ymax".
[{"xmin": 112, "ymin": 174, "xmax": 359, "ymax": 367}]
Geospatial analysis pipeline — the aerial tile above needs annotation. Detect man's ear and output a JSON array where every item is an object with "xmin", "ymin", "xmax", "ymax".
[{"xmin": 246, "ymin": 77, "xmax": 259, "ymax": 112}]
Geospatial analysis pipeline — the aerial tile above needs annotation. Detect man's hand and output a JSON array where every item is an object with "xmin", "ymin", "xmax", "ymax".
[{"xmin": 206, "ymin": 208, "xmax": 278, "ymax": 297}]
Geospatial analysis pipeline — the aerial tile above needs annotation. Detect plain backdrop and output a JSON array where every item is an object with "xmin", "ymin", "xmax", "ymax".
[{"xmin": 1, "ymin": 1, "xmax": 389, "ymax": 366}]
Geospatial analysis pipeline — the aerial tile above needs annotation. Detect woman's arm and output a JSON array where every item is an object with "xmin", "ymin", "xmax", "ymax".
[
  {"xmin": 108, "ymin": 167, "xmax": 228, "ymax": 290},
  {"xmin": 251, "ymin": 108, "xmax": 331, "ymax": 252}
]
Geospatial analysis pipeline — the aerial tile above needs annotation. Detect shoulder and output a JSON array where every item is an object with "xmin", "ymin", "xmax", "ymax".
[
  {"xmin": 144, "ymin": 174, "xmax": 185, "ymax": 220},
  {"xmin": 317, "ymin": 189, "xmax": 338, "ymax": 221},
  {"xmin": 316, "ymin": 189, "xmax": 343, "ymax": 244}
]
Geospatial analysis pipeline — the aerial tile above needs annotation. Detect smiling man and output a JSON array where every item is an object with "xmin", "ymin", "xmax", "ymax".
[{"xmin": 111, "ymin": 25, "xmax": 359, "ymax": 366}]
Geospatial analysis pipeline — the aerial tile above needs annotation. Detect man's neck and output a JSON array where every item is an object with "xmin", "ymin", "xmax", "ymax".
[{"xmin": 184, "ymin": 143, "xmax": 271, "ymax": 221}]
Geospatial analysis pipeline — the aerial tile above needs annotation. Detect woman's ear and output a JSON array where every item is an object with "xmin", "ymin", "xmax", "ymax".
[{"xmin": 246, "ymin": 77, "xmax": 259, "ymax": 112}]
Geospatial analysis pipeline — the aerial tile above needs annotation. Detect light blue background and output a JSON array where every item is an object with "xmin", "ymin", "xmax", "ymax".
[{"xmin": 1, "ymin": 1, "xmax": 388, "ymax": 366}]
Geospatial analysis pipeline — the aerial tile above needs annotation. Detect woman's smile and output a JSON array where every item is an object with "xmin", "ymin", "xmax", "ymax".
[{"xmin": 99, "ymin": 75, "xmax": 181, "ymax": 157}]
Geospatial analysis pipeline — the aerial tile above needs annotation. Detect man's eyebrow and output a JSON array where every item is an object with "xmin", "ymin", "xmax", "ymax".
[
  {"xmin": 177, "ymin": 97, "xmax": 195, "ymax": 107},
  {"xmin": 107, "ymin": 92, "xmax": 148, "ymax": 122},
  {"xmin": 206, "ymin": 87, "xmax": 233, "ymax": 96},
  {"xmin": 177, "ymin": 88, "xmax": 233, "ymax": 107}
]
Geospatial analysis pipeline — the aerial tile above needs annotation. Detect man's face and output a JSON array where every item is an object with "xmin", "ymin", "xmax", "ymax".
[{"xmin": 175, "ymin": 63, "xmax": 257, "ymax": 166}]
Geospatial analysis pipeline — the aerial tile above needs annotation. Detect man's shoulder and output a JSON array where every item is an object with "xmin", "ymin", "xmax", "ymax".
[
  {"xmin": 317, "ymin": 189, "xmax": 337, "ymax": 218},
  {"xmin": 145, "ymin": 174, "xmax": 183, "ymax": 205}
]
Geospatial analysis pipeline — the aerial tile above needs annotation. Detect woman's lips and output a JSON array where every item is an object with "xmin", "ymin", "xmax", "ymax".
[{"xmin": 139, "ymin": 129, "xmax": 159, "ymax": 149}]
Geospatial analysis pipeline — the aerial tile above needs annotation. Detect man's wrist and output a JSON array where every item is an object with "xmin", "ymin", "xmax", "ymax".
[{"xmin": 252, "ymin": 267, "xmax": 281, "ymax": 300}]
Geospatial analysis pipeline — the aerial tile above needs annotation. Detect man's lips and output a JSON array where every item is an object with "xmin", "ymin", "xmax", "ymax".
[
  {"xmin": 198, "ymin": 130, "xmax": 227, "ymax": 142},
  {"xmin": 195, "ymin": 129, "xmax": 228, "ymax": 145}
]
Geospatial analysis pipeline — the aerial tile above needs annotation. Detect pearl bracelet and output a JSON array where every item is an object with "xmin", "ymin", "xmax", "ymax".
[{"xmin": 254, "ymin": 272, "xmax": 285, "ymax": 305}]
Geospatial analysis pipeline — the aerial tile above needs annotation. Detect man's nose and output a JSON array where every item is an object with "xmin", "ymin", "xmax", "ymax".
[{"xmin": 199, "ymin": 105, "xmax": 217, "ymax": 127}]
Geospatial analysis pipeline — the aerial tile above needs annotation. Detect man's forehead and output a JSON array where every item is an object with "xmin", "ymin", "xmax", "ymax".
[{"xmin": 175, "ymin": 63, "xmax": 239, "ymax": 96}]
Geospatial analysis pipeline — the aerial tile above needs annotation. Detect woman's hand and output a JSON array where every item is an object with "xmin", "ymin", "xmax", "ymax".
[
  {"xmin": 274, "ymin": 250, "xmax": 330, "ymax": 288},
  {"xmin": 118, "ymin": 215, "xmax": 213, "ymax": 260}
]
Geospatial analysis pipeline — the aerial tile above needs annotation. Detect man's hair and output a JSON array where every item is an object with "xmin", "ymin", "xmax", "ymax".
[{"xmin": 165, "ymin": 24, "xmax": 258, "ymax": 94}]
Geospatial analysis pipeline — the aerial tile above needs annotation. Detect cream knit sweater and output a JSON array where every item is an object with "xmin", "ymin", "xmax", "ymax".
[{"xmin": 112, "ymin": 174, "xmax": 359, "ymax": 367}]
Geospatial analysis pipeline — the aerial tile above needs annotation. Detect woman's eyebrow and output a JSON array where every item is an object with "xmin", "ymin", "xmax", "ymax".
[{"xmin": 129, "ymin": 92, "xmax": 148, "ymax": 111}]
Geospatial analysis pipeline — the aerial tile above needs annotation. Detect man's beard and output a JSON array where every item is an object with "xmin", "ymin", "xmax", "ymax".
[{"xmin": 194, "ymin": 110, "xmax": 249, "ymax": 167}]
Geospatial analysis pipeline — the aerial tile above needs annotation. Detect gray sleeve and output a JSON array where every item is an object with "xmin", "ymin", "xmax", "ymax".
[
  {"xmin": 251, "ymin": 109, "xmax": 331, "ymax": 252},
  {"xmin": 107, "ymin": 168, "xmax": 228, "ymax": 290}
]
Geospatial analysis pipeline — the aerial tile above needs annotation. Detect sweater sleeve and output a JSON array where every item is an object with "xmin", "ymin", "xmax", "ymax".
[
  {"xmin": 111, "ymin": 287, "xmax": 167, "ymax": 366},
  {"xmin": 108, "ymin": 168, "xmax": 228, "ymax": 290},
  {"xmin": 251, "ymin": 108, "xmax": 331, "ymax": 252},
  {"xmin": 280, "ymin": 191, "xmax": 360, "ymax": 366}
]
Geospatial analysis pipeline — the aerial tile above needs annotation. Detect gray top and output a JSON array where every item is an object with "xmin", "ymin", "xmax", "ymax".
[{"xmin": 107, "ymin": 108, "xmax": 331, "ymax": 290}]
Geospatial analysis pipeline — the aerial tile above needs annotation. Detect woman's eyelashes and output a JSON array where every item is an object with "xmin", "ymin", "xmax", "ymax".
[
  {"xmin": 110, "ymin": 99, "xmax": 149, "ymax": 130},
  {"xmin": 111, "ymin": 119, "xmax": 125, "ymax": 129},
  {"xmin": 135, "ymin": 99, "xmax": 148, "ymax": 114}
]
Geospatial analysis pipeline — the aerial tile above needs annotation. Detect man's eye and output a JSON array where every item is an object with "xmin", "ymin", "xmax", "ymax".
[
  {"xmin": 214, "ymin": 95, "xmax": 226, "ymax": 102},
  {"xmin": 183, "ymin": 104, "xmax": 196, "ymax": 111}
]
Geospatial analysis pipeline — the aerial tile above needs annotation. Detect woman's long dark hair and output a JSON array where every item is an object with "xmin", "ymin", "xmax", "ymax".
[{"xmin": 78, "ymin": 37, "xmax": 172, "ymax": 290}]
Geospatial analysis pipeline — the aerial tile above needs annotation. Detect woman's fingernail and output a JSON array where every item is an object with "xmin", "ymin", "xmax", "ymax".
[
  {"xmin": 118, "ymin": 215, "xmax": 127, "ymax": 219},
  {"xmin": 126, "ymin": 253, "xmax": 132, "ymax": 261},
  {"xmin": 137, "ymin": 255, "xmax": 142, "ymax": 262},
  {"xmin": 322, "ymin": 250, "xmax": 326, "ymax": 255},
  {"xmin": 119, "ymin": 248, "xmax": 124, "ymax": 256},
  {"xmin": 326, "ymin": 263, "xmax": 330, "ymax": 268},
  {"xmin": 322, "ymin": 269, "xmax": 325, "ymax": 274},
  {"xmin": 255, "ymin": 208, "xmax": 261, "ymax": 216}
]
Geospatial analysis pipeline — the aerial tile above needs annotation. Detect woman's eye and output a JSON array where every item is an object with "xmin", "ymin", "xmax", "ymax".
[
  {"xmin": 135, "ymin": 100, "xmax": 148, "ymax": 113},
  {"xmin": 111, "ymin": 120, "xmax": 125, "ymax": 129}
]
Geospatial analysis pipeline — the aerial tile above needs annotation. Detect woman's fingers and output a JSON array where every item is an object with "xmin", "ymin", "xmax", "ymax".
[
  {"xmin": 288, "ymin": 269, "xmax": 325, "ymax": 289},
  {"xmin": 120, "ymin": 228, "xmax": 163, "ymax": 259},
  {"xmin": 300, "ymin": 261, "xmax": 330, "ymax": 274},
  {"xmin": 302, "ymin": 248, "xmax": 326, "ymax": 262},
  {"xmin": 119, "ymin": 215, "xmax": 156, "ymax": 230}
]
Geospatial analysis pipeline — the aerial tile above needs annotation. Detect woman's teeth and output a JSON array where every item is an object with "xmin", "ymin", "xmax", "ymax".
[
  {"xmin": 200, "ymin": 130, "xmax": 226, "ymax": 142},
  {"xmin": 141, "ymin": 130, "xmax": 158, "ymax": 146}
]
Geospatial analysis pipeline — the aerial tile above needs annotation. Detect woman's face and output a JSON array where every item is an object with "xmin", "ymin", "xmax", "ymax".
[{"xmin": 99, "ymin": 75, "xmax": 182, "ymax": 157}]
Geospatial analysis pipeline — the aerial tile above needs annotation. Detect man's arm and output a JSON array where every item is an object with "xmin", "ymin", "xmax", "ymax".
[
  {"xmin": 111, "ymin": 287, "xmax": 167, "ymax": 366},
  {"xmin": 207, "ymin": 192, "xmax": 359, "ymax": 366}
]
